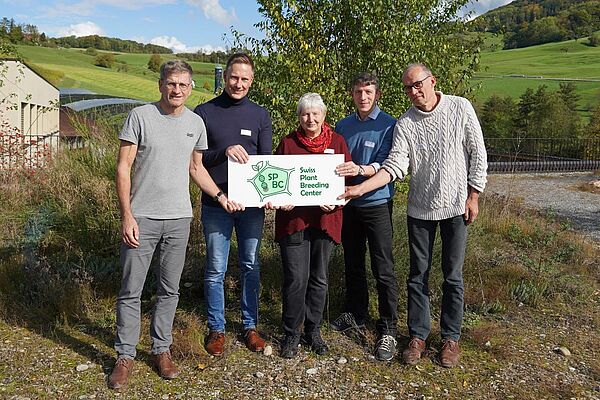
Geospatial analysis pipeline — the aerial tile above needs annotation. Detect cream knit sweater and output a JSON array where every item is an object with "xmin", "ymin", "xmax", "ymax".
[{"xmin": 382, "ymin": 92, "xmax": 488, "ymax": 220}]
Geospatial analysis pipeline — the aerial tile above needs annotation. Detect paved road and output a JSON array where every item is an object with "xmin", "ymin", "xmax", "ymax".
[{"xmin": 485, "ymin": 172, "xmax": 600, "ymax": 242}]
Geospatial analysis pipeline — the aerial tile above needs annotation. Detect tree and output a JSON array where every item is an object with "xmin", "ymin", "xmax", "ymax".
[
  {"xmin": 148, "ymin": 53, "xmax": 162, "ymax": 73},
  {"xmin": 557, "ymin": 82, "xmax": 580, "ymax": 112},
  {"xmin": 584, "ymin": 105, "xmax": 600, "ymax": 138},
  {"xmin": 588, "ymin": 33, "xmax": 600, "ymax": 47},
  {"xmin": 562, "ymin": 9, "xmax": 592, "ymax": 39},
  {"xmin": 480, "ymin": 94, "xmax": 518, "ymax": 139},
  {"xmin": 516, "ymin": 85, "xmax": 580, "ymax": 139},
  {"xmin": 94, "ymin": 53, "xmax": 115, "ymax": 68},
  {"xmin": 234, "ymin": 0, "xmax": 481, "ymax": 142}
]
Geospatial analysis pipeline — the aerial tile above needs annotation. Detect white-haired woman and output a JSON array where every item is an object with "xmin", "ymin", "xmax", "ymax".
[{"xmin": 271, "ymin": 93, "xmax": 351, "ymax": 358}]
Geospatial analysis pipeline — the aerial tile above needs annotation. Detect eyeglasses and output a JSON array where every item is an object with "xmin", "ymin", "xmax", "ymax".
[
  {"xmin": 403, "ymin": 76, "xmax": 431, "ymax": 93},
  {"xmin": 165, "ymin": 81, "xmax": 192, "ymax": 90}
]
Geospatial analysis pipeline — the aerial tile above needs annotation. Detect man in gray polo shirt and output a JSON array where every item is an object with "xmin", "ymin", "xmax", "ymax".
[{"xmin": 108, "ymin": 60, "xmax": 239, "ymax": 390}]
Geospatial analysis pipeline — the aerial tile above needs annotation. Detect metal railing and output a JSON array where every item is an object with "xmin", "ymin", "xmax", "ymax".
[{"xmin": 485, "ymin": 137, "xmax": 600, "ymax": 173}]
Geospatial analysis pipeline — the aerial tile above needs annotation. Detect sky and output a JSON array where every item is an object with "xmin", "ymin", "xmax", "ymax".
[{"xmin": 3, "ymin": 0, "xmax": 513, "ymax": 53}]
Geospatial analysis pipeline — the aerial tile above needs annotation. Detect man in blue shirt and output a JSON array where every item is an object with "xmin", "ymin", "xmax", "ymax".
[
  {"xmin": 333, "ymin": 72, "xmax": 399, "ymax": 361},
  {"xmin": 194, "ymin": 53, "xmax": 273, "ymax": 357}
]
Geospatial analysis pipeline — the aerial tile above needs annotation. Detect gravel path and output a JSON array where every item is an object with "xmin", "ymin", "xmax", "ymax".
[{"xmin": 486, "ymin": 172, "xmax": 600, "ymax": 242}]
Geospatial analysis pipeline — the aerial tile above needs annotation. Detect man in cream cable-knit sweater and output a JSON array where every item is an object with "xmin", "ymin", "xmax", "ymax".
[{"xmin": 340, "ymin": 63, "xmax": 487, "ymax": 368}]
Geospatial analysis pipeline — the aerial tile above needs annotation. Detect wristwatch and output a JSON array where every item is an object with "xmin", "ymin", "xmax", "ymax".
[
  {"xmin": 358, "ymin": 165, "xmax": 365, "ymax": 176},
  {"xmin": 213, "ymin": 190, "xmax": 224, "ymax": 202}
]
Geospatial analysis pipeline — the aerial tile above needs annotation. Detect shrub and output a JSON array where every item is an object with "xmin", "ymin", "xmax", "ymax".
[
  {"xmin": 84, "ymin": 47, "xmax": 97, "ymax": 56},
  {"xmin": 116, "ymin": 62, "xmax": 129, "ymax": 72},
  {"xmin": 94, "ymin": 53, "xmax": 115, "ymax": 68},
  {"xmin": 588, "ymin": 33, "xmax": 600, "ymax": 47},
  {"xmin": 148, "ymin": 53, "xmax": 162, "ymax": 73}
]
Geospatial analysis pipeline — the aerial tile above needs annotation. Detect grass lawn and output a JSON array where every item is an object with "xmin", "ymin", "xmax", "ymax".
[
  {"xmin": 473, "ymin": 36, "xmax": 600, "ymax": 114},
  {"xmin": 16, "ymin": 45, "xmax": 215, "ymax": 106}
]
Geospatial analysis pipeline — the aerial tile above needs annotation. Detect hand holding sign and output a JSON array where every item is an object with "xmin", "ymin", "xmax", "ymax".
[{"xmin": 228, "ymin": 155, "xmax": 345, "ymax": 207}]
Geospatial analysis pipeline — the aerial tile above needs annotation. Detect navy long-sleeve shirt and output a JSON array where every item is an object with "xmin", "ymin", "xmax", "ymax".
[{"xmin": 194, "ymin": 92, "xmax": 273, "ymax": 206}]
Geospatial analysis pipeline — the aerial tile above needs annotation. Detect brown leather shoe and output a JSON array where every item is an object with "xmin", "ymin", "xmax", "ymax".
[
  {"xmin": 244, "ymin": 328, "xmax": 266, "ymax": 352},
  {"xmin": 402, "ymin": 337, "xmax": 426, "ymax": 365},
  {"xmin": 439, "ymin": 339, "xmax": 460, "ymax": 368},
  {"xmin": 152, "ymin": 351, "xmax": 179, "ymax": 379},
  {"xmin": 205, "ymin": 331, "xmax": 225, "ymax": 356},
  {"xmin": 108, "ymin": 357, "xmax": 134, "ymax": 391}
]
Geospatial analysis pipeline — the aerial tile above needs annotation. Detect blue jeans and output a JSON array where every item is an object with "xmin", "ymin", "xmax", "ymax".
[
  {"xmin": 201, "ymin": 205, "xmax": 265, "ymax": 332},
  {"xmin": 406, "ymin": 215, "xmax": 467, "ymax": 341}
]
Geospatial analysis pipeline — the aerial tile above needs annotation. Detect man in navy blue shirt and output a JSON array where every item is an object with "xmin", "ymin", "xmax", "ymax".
[
  {"xmin": 194, "ymin": 53, "xmax": 273, "ymax": 356},
  {"xmin": 333, "ymin": 72, "xmax": 399, "ymax": 361}
]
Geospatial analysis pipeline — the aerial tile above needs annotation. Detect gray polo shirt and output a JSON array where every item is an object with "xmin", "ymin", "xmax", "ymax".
[{"xmin": 119, "ymin": 103, "xmax": 207, "ymax": 219}]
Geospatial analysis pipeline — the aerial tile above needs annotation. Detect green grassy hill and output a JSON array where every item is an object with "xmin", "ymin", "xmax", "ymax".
[
  {"xmin": 16, "ymin": 38, "xmax": 600, "ymax": 117},
  {"xmin": 473, "ymin": 34, "xmax": 600, "ymax": 116},
  {"xmin": 16, "ymin": 45, "xmax": 216, "ymax": 106}
]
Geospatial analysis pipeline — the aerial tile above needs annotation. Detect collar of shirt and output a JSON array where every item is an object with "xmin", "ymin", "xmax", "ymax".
[{"xmin": 355, "ymin": 104, "xmax": 381, "ymax": 122}]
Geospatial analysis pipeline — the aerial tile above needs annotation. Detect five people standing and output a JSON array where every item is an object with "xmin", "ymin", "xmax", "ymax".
[{"xmin": 109, "ymin": 56, "xmax": 487, "ymax": 389}]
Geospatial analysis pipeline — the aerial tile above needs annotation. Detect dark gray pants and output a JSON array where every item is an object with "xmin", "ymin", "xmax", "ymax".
[
  {"xmin": 342, "ymin": 202, "xmax": 398, "ymax": 335},
  {"xmin": 280, "ymin": 228, "xmax": 335, "ymax": 336},
  {"xmin": 115, "ymin": 217, "xmax": 191, "ymax": 358},
  {"xmin": 406, "ymin": 215, "xmax": 467, "ymax": 341}
]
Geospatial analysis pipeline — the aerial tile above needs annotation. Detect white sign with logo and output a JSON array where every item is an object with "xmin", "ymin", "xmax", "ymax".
[{"xmin": 227, "ymin": 154, "xmax": 346, "ymax": 207}]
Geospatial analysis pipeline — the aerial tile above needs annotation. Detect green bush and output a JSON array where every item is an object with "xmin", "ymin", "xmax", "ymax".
[
  {"xmin": 148, "ymin": 53, "xmax": 162, "ymax": 73},
  {"xmin": 94, "ymin": 53, "xmax": 115, "ymax": 68},
  {"xmin": 116, "ymin": 62, "xmax": 129, "ymax": 72},
  {"xmin": 84, "ymin": 47, "xmax": 97, "ymax": 56},
  {"xmin": 588, "ymin": 33, "xmax": 600, "ymax": 47}
]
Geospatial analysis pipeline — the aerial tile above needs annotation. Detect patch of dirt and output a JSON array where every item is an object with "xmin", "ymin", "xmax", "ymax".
[{"xmin": 486, "ymin": 172, "xmax": 600, "ymax": 243}]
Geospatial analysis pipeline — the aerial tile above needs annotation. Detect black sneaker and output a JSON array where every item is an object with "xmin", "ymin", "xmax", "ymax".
[
  {"xmin": 330, "ymin": 312, "xmax": 365, "ymax": 332},
  {"xmin": 280, "ymin": 334, "xmax": 301, "ymax": 359},
  {"xmin": 374, "ymin": 334, "xmax": 397, "ymax": 361},
  {"xmin": 304, "ymin": 330, "xmax": 329, "ymax": 355}
]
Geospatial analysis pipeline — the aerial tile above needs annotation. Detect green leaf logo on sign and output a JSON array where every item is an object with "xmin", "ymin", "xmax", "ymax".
[{"xmin": 248, "ymin": 161, "xmax": 294, "ymax": 201}]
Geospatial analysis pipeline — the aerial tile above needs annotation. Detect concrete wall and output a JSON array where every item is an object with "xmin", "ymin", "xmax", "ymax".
[
  {"xmin": 1, "ymin": 59, "xmax": 60, "ymax": 169},
  {"xmin": 0, "ymin": 59, "xmax": 59, "ymax": 137}
]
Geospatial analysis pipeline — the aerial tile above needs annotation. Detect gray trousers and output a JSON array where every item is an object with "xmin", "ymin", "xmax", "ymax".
[
  {"xmin": 114, "ymin": 217, "xmax": 191, "ymax": 358},
  {"xmin": 406, "ymin": 215, "xmax": 467, "ymax": 342}
]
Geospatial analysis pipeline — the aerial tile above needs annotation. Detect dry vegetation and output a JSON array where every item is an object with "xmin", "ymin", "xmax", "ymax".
[{"xmin": 0, "ymin": 120, "xmax": 599, "ymax": 399}]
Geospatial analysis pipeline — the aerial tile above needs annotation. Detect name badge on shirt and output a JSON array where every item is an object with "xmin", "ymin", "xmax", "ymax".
[
  {"xmin": 240, "ymin": 129, "xmax": 252, "ymax": 137},
  {"xmin": 364, "ymin": 140, "xmax": 375, "ymax": 148},
  {"xmin": 324, "ymin": 148, "xmax": 334, "ymax": 154}
]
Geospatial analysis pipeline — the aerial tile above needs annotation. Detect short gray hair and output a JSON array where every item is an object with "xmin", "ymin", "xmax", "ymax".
[
  {"xmin": 160, "ymin": 60, "xmax": 193, "ymax": 81},
  {"xmin": 296, "ymin": 93, "xmax": 327, "ymax": 116},
  {"xmin": 403, "ymin": 63, "xmax": 432, "ymax": 80}
]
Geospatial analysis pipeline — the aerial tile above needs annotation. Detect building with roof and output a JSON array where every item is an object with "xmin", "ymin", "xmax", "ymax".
[
  {"xmin": 1, "ymin": 58, "xmax": 59, "ymax": 169},
  {"xmin": 59, "ymin": 94, "xmax": 147, "ymax": 148}
]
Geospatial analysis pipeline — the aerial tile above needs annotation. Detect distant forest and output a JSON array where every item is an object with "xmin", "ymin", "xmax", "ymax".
[
  {"xmin": 470, "ymin": 0, "xmax": 600, "ymax": 48},
  {"xmin": 0, "ymin": 17, "xmax": 172, "ymax": 53},
  {"xmin": 0, "ymin": 17, "xmax": 230, "ymax": 63}
]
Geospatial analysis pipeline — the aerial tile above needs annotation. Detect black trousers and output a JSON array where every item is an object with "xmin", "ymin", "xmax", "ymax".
[
  {"xmin": 341, "ymin": 202, "xmax": 398, "ymax": 335},
  {"xmin": 280, "ymin": 228, "xmax": 335, "ymax": 336}
]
